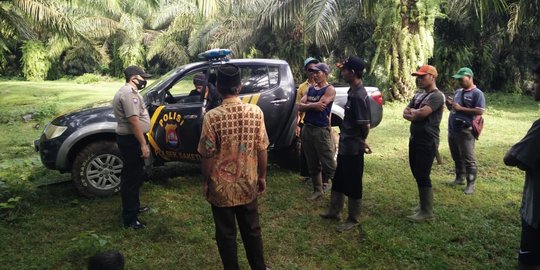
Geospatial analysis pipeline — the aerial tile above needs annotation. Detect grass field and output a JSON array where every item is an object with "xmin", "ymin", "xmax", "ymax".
[{"xmin": 0, "ymin": 80, "xmax": 539, "ymax": 269}]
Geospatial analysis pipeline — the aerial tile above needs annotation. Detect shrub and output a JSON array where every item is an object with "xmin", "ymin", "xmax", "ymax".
[
  {"xmin": 21, "ymin": 41, "xmax": 51, "ymax": 81},
  {"xmin": 74, "ymin": 73, "xmax": 118, "ymax": 84}
]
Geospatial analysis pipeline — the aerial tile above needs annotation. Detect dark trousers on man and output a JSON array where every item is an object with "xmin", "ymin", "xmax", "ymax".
[
  {"xmin": 333, "ymin": 154, "xmax": 364, "ymax": 199},
  {"xmin": 211, "ymin": 200, "xmax": 266, "ymax": 270},
  {"xmin": 448, "ymin": 129, "xmax": 477, "ymax": 175},
  {"xmin": 117, "ymin": 134, "xmax": 144, "ymax": 225},
  {"xmin": 408, "ymin": 140, "xmax": 437, "ymax": 187}
]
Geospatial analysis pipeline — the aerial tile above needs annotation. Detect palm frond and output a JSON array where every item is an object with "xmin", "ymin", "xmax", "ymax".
[
  {"xmin": 188, "ymin": 20, "xmax": 220, "ymax": 56},
  {"xmin": 13, "ymin": 0, "xmax": 75, "ymax": 36},
  {"xmin": 150, "ymin": 0, "xmax": 196, "ymax": 29},
  {"xmin": 74, "ymin": 16, "xmax": 119, "ymax": 39},
  {"xmin": 304, "ymin": 0, "xmax": 339, "ymax": 49},
  {"xmin": 46, "ymin": 34, "xmax": 71, "ymax": 59},
  {"xmin": 0, "ymin": 3, "xmax": 37, "ymax": 39}
]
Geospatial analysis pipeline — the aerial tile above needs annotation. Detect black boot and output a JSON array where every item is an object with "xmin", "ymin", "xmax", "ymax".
[
  {"xmin": 320, "ymin": 191, "xmax": 345, "ymax": 220},
  {"xmin": 407, "ymin": 187, "xmax": 434, "ymax": 222},
  {"xmin": 336, "ymin": 199, "xmax": 361, "ymax": 232},
  {"xmin": 450, "ymin": 173, "xmax": 465, "ymax": 185},
  {"xmin": 308, "ymin": 174, "xmax": 323, "ymax": 201},
  {"xmin": 464, "ymin": 173, "xmax": 476, "ymax": 195},
  {"xmin": 464, "ymin": 166, "xmax": 477, "ymax": 195}
]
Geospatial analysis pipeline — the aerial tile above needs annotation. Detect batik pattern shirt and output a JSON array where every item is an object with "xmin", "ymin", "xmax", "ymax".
[{"xmin": 198, "ymin": 97, "xmax": 269, "ymax": 207}]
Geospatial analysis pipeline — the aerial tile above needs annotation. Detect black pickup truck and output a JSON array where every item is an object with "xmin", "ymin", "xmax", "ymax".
[{"xmin": 35, "ymin": 49, "xmax": 383, "ymax": 197}]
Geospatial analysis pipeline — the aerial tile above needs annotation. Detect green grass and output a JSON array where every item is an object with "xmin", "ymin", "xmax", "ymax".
[{"xmin": 0, "ymin": 80, "xmax": 539, "ymax": 269}]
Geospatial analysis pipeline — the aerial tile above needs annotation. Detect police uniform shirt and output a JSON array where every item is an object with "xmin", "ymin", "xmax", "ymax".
[{"xmin": 112, "ymin": 84, "xmax": 151, "ymax": 135}]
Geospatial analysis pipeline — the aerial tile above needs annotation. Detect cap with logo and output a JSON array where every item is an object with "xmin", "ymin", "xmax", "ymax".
[
  {"xmin": 412, "ymin": 65, "xmax": 438, "ymax": 78},
  {"xmin": 124, "ymin": 66, "xmax": 151, "ymax": 80},
  {"xmin": 452, "ymin": 67, "xmax": 474, "ymax": 79},
  {"xmin": 303, "ymin": 57, "xmax": 320, "ymax": 70},
  {"xmin": 308, "ymin": 63, "xmax": 330, "ymax": 74},
  {"xmin": 337, "ymin": 56, "xmax": 365, "ymax": 73}
]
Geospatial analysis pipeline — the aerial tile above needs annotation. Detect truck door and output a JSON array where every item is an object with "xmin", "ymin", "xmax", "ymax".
[
  {"xmin": 147, "ymin": 71, "xmax": 206, "ymax": 162},
  {"xmin": 236, "ymin": 64, "xmax": 292, "ymax": 145}
]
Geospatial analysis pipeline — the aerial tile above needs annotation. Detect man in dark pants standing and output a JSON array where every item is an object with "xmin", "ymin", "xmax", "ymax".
[
  {"xmin": 403, "ymin": 65, "xmax": 444, "ymax": 222},
  {"xmin": 320, "ymin": 56, "xmax": 371, "ymax": 232},
  {"xmin": 112, "ymin": 66, "xmax": 152, "ymax": 229},
  {"xmin": 504, "ymin": 64, "xmax": 540, "ymax": 270},
  {"xmin": 198, "ymin": 63, "xmax": 269, "ymax": 270},
  {"xmin": 446, "ymin": 67, "xmax": 486, "ymax": 194}
]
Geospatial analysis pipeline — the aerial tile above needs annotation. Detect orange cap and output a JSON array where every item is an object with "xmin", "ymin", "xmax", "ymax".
[{"xmin": 412, "ymin": 65, "xmax": 438, "ymax": 78}]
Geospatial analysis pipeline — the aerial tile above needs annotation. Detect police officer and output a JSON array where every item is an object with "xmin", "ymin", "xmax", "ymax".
[{"xmin": 112, "ymin": 66, "xmax": 152, "ymax": 229}]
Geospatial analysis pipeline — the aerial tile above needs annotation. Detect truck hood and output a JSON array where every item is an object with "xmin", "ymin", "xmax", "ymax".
[{"xmin": 52, "ymin": 105, "xmax": 115, "ymax": 127}]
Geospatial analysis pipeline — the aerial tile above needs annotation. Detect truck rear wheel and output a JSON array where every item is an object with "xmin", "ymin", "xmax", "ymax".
[{"xmin": 72, "ymin": 141, "xmax": 123, "ymax": 197}]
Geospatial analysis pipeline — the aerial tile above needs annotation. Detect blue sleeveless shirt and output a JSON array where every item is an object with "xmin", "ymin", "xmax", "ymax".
[{"xmin": 304, "ymin": 85, "xmax": 333, "ymax": 127}]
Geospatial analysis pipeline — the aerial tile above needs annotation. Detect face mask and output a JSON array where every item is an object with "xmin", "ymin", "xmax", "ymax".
[{"xmin": 132, "ymin": 78, "xmax": 147, "ymax": 90}]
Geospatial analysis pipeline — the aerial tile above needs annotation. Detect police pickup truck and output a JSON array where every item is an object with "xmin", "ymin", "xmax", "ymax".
[{"xmin": 35, "ymin": 49, "xmax": 383, "ymax": 197}]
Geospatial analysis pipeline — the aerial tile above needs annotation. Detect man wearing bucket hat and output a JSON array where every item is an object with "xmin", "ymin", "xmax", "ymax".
[
  {"xmin": 320, "ymin": 56, "xmax": 371, "ymax": 232},
  {"xmin": 446, "ymin": 67, "xmax": 486, "ymax": 195},
  {"xmin": 403, "ymin": 65, "xmax": 445, "ymax": 222},
  {"xmin": 296, "ymin": 57, "xmax": 320, "ymax": 182},
  {"xmin": 298, "ymin": 62, "xmax": 336, "ymax": 201}
]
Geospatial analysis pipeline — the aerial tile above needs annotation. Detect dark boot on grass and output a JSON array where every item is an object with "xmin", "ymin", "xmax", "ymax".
[
  {"xmin": 320, "ymin": 191, "xmax": 345, "ymax": 221},
  {"xmin": 449, "ymin": 173, "xmax": 465, "ymax": 185},
  {"xmin": 308, "ymin": 174, "xmax": 323, "ymax": 201},
  {"xmin": 336, "ymin": 199, "xmax": 361, "ymax": 232},
  {"xmin": 407, "ymin": 187, "xmax": 434, "ymax": 222},
  {"xmin": 464, "ymin": 173, "xmax": 476, "ymax": 195}
]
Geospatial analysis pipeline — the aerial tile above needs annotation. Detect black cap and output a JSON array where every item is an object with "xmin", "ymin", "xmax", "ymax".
[
  {"xmin": 338, "ymin": 56, "xmax": 365, "ymax": 74},
  {"xmin": 217, "ymin": 64, "xmax": 241, "ymax": 92},
  {"xmin": 124, "ymin": 66, "xmax": 151, "ymax": 80},
  {"xmin": 193, "ymin": 73, "xmax": 206, "ymax": 85}
]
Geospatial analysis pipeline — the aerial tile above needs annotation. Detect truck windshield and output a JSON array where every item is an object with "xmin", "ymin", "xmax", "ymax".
[{"xmin": 140, "ymin": 66, "xmax": 186, "ymax": 97}]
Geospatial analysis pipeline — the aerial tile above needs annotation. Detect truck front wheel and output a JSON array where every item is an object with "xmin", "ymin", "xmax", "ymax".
[{"xmin": 72, "ymin": 141, "xmax": 123, "ymax": 197}]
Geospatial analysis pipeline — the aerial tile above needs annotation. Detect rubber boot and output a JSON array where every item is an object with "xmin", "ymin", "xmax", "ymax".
[
  {"xmin": 308, "ymin": 174, "xmax": 323, "ymax": 201},
  {"xmin": 406, "ymin": 187, "xmax": 434, "ymax": 222},
  {"xmin": 336, "ymin": 199, "xmax": 361, "ymax": 232},
  {"xmin": 449, "ymin": 173, "xmax": 465, "ymax": 185},
  {"xmin": 464, "ymin": 173, "xmax": 476, "ymax": 195},
  {"xmin": 320, "ymin": 191, "xmax": 345, "ymax": 220}
]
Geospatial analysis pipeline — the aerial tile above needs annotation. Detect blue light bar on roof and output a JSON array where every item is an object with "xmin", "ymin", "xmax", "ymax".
[{"xmin": 198, "ymin": 49, "xmax": 232, "ymax": 61}]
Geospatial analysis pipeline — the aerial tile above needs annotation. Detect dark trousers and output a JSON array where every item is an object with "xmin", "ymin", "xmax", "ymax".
[
  {"xmin": 448, "ymin": 129, "xmax": 477, "ymax": 175},
  {"xmin": 211, "ymin": 200, "xmax": 266, "ymax": 270},
  {"xmin": 409, "ymin": 141, "xmax": 437, "ymax": 188},
  {"xmin": 520, "ymin": 218, "xmax": 540, "ymax": 266},
  {"xmin": 116, "ymin": 135, "xmax": 144, "ymax": 225},
  {"xmin": 299, "ymin": 129, "xmax": 309, "ymax": 177},
  {"xmin": 333, "ymin": 154, "xmax": 364, "ymax": 199}
]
